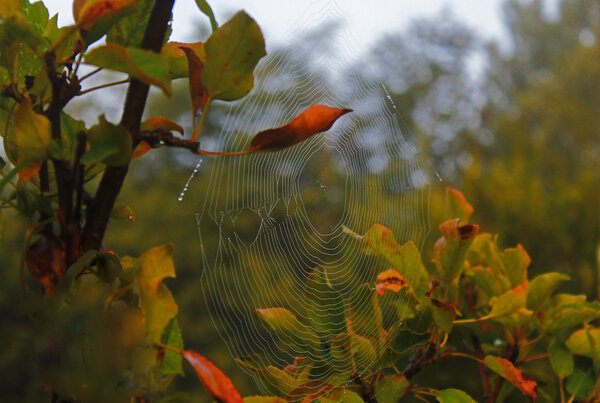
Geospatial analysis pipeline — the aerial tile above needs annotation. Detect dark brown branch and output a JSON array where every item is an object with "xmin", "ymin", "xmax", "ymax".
[
  {"xmin": 139, "ymin": 129, "xmax": 200, "ymax": 152},
  {"xmin": 81, "ymin": 0, "xmax": 175, "ymax": 252},
  {"xmin": 403, "ymin": 342, "xmax": 437, "ymax": 380},
  {"xmin": 472, "ymin": 336, "xmax": 493, "ymax": 403}
]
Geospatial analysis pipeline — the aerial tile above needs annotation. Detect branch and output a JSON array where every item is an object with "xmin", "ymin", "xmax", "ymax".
[
  {"xmin": 81, "ymin": 0, "xmax": 175, "ymax": 252},
  {"xmin": 472, "ymin": 336, "xmax": 494, "ymax": 403},
  {"xmin": 138, "ymin": 130, "xmax": 253, "ymax": 156}
]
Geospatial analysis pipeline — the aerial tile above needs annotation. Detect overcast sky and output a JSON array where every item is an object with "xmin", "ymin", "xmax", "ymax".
[{"xmin": 43, "ymin": 0, "xmax": 511, "ymax": 51}]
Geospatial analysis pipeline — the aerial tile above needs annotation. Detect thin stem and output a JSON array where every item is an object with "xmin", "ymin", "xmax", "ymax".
[
  {"xmin": 155, "ymin": 341, "xmax": 183, "ymax": 355},
  {"xmin": 197, "ymin": 149, "xmax": 252, "ymax": 156},
  {"xmin": 518, "ymin": 353, "xmax": 549, "ymax": 363},
  {"xmin": 78, "ymin": 67, "xmax": 103, "ymax": 82},
  {"xmin": 448, "ymin": 351, "xmax": 483, "ymax": 363},
  {"xmin": 454, "ymin": 314, "xmax": 493, "ymax": 324},
  {"xmin": 78, "ymin": 79, "xmax": 129, "ymax": 95},
  {"xmin": 191, "ymin": 96, "xmax": 212, "ymax": 141},
  {"xmin": 559, "ymin": 378, "xmax": 565, "ymax": 403},
  {"xmin": 71, "ymin": 51, "xmax": 84, "ymax": 81}
]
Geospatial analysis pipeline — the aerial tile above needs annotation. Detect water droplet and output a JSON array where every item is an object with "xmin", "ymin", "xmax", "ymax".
[{"xmin": 128, "ymin": 214, "xmax": 135, "ymax": 222}]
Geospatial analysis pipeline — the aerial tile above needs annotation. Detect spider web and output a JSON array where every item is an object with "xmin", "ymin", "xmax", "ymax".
[{"xmin": 182, "ymin": 0, "xmax": 434, "ymax": 396}]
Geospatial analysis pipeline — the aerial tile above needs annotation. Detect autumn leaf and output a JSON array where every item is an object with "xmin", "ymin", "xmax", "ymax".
[
  {"xmin": 182, "ymin": 350, "xmax": 243, "ymax": 403},
  {"xmin": 131, "ymin": 141, "xmax": 151, "ymax": 159},
  {"xmin": 141, "ymin": 116, "xmax": 184, "ymax": 135},
  {"xmin": 249, "ymin": 105, "xmax": 352, "ymax": 152},
  {"xmin": 73, "ymin": 0, "xmax": 137, "ymax": 26},
  {"xmin": 17, "ymin": 160, "xmax": 42, "ymax": 182},
  {"xmin": 375, "ymin": 269, "xmax": 408, "ymax": 296},
  {"xmin": 26, "ymin": 230, "xmax": 65, "ymax": 292},
  {"xmin": 14, "ymin": 99, "xmax": 52, "ymax": 162},
  {"xmin": 162, "ymin": 41, "xmax": 205, "ymax": 78},
  {"xmin": 434, "ymin": 218, "xmax": 479, "ymax": 283},
  {"xmin": 445, "ymin": 187, "xmax": 473, "ymax": 223},
  {"xmin": 483, "ymin": 356, "xmax": 537, "ymax": 401},
  {"xmin": 85, "ymin": 44, "xmax": 172, "ymax": 96},
  {"xmin": 180, "ymin": 46, "xmax": 209, "ymax": 136}
]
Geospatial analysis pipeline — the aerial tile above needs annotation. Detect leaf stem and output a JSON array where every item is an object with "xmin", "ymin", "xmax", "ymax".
[
  {"xmin": 19, "ymin": 226, "xmax": 35, "ymax": 293},
  {"xmin": 454, "ymin": 314, "xmax": 493, "ymax": 324},
  {"xmin": 191, "ymin": 96, "xmax": 212, "ymax": 142},
  {"xmin": 78, "ymin": 79, "xmax": 129, "ymax": 95},
  {"xmin": 196, "ymin": 149, "xmax": 252, "ymax": 156},
  {"xmin": 78, "ymin": 67, "xmax": 103, "ymax": 82},
  {"xmin": 155, "ymin": 341, "xmax": 183, "ymax": 355}
]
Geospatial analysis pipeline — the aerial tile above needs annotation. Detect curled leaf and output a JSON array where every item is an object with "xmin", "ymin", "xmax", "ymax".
[
  {"xmin": 180, "ymin": 46, "xmax": 209, "ymax": 135},
  {"xmin": 376, "ymin": 269, "xmax": 408, "ymax": 296},
  {"xmin": 434, "ymin": 219, "xmax": 479, "ymax": 283},
  {"xmin": 249, "ymin": 105, "xmax": 352, "ymax": 152},
  {"xmin": 162, "ymin": 41, "xmax": 205, "ymax": 78},
  {"xmin": 483, "ymin": 356, "xmax": 537, "ymax": 401},
  {"xmin": 141, "ymin": 116, "xmax": 184, "ymax": 135},
  {"xmin": 73, "ymin": 0, "xmax": 137, "ymax": 26},
  {"xmin": 183, "ymin": 350, "xmax": 243, "ymax": 403}
]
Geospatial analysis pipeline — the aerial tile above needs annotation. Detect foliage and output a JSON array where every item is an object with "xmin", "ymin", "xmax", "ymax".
[
  {"xmin": 244, "ymin": 188, "xmax": 600, "ymax": 402},
  {"xmin": 0, "ymin": 0, "xmax": 350, "ymax": 401}
]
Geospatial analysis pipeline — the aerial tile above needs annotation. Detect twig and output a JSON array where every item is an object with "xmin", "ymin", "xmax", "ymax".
[
  {"xmin": 472, "ymin": 335, "xmax": 493, "ymax": 403},
  {"xmin": 82, "ymin": 0, "xmax": 176, "ymax": 252},
  {"xmin": 78, "ymin": 67, "xmax": 102, "ymax": 82},
  {"xmin": 78, "ymin": 79, "xmax": 129, "ymax": 95}
]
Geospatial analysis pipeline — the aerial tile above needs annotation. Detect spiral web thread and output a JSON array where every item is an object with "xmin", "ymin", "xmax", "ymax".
[{"xmin": 184, "ymin": 0, "xmax": 434, "ymax": 396}]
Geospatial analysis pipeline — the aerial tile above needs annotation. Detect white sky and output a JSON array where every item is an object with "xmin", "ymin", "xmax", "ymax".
[{"xmin": 43, "ymin": 0, "xmax": 509, "ymax": 50}]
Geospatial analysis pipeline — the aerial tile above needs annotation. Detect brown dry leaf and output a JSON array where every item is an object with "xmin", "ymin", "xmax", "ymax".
[
  {"xmin": 26, "ymin": 231, "xmax": 65, "ymax": 292},
  {"xmin": 249, "ymin": 105, "xmax": 352, "ymax": 152},
  {"xmin": 375, "ymin": 269, "xmax": 408, "ymax": 296},
  {"xmin": 484, "ymin": 356, "xmax": 538, "ymax": 401},
  {"xmin": 182, "ymin": 350, "xmax": 243, "ymax": 403}
]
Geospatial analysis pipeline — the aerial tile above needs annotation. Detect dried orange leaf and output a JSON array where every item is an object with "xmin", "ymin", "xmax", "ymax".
[
  {"xmin": 484, "ymin": 356, "xmax": 537, "ymax": 401},
  {"xmin": 182, "ymin": 350, "xmax": 243, "ymax": 403},
  {"xmin": 180, "ymin": 46, "xmax": 209, "ymax": 137},
  {"xmin": 249, "ymin": 105, "xmax": 352, "ymax": 152},
  {"xmin": 141, "ymin": 116, "xmax": 184, "ymax": 135},
  {"xmin": 26, "ymin": 231, "xmax": 65, "ymax": 292},
  {"xmin": 17, "ymin": 161, "xmax": 42, "ymax": 182},
  {"xmin": 74, "ymin": 0, "xmax": 137, "ymax": 26},
  {"xmin": 131, "ymin": 141, "xmax": 151, "ymax": 159},
  {"xmin": 376, "ymin": 269, "xmax": 408, "ymax": 295}
]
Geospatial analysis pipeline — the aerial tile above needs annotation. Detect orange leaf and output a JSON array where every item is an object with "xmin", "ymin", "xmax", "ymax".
[
  {"xmin": 17, "ymin": 160, "xmax": 42, "ymax": 182},
  {"xmin": 484, "ymin": 356, "xmax": 537, "ymax": 401},
  {"xmin": 180, "ymin": 46, "xmax": 209, "ymax": 138},
  {"xmin": 141, "ymin": 116, "xmax": 184, "ymax": 135},
  {"xmin": 162, "ymin": 41, "xmax": 205, "ymax": 78},
  {"xmin": 182, "ymin": 350, "xmax": 243, "ymax": 403},
  {"xmin": 249, "ymin": 105, "xmax": 352, "ymax": 152},
  {"xmin": 74, "ymin": 0, "xmax": 137, "ymax": 26},
  {"xmin": 375, "ymin": 269, "xmax": 408, "ymax": 295},
  {"xmin": 131, "ymin": 141, "xmax": 151, "ymax": 159}
]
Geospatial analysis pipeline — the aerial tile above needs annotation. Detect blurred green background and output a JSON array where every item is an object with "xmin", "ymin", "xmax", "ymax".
[{"xmin": 1, "ymin": 0, "xmax": 598, "ymax": 400}]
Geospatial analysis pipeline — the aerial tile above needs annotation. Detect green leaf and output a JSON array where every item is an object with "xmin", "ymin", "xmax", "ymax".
[
  {"xmin": 434, "ymin": 219, "xmax": 479, "ymax": 283},
  {"xmin": 107, "ymin": 0, "xmax": 154, "ymax": 47},
  {"xmin": 549, "ymin": 338, "xmax": 574, "ymax": 379},
  {"xmin": 66, "ymin": 250, "xmax": 98, "ymax": 277},
  {"xmin": 160, "ymin": 318, "xmax": 184, "ymax": 376},
  {"xmin": 81, "ymin": 115, "xmax": 132, "ymax": 166},
  {"xmin": 14, "ymin": 99, "xmax": 51, "ymax": 162},
  {"xmin": 305, "ymin": 267, "xmax": 346, "ymax": 340},
  {"xmin": 136, "ymin": 243, "xmax": 178, "ymax": 343},
  {"xmin": 445, "ymin": 187, "xmax": 473, "ymax": 223},
  {"xmin": 256, "ymin": 308, "xmax": 321, "ymax": 358},
  {"xmin": 565, "ymin": 369, "xmax": 594, "ymax": 397},
  {"xmin": 74, "ymin": 0, "xmax": 138, "ymax": 47},
  {"xmin": 375, "ymin": 374, "xmax": 409, "ymax": 402},
  {"xmin": 202, "ymin": 11, "xmax": 266, "ymax": 101},
  {"xmin": 488, "ymin": 283, "xmax": 527, "ymax": 318},
  {"xmin": 343, "ymin": 224, "xmax": 428, "ymax": 290},
  {"xmin": 430, "ymin": 299, "xmax": 457, "ymax": 333},
  {"xmin": 349, "ymin": 331, "xmax": 377, "ymax": 372},
  {"xmin": 345, "ymin": 284, "xmax": 383, "ymax": 339},
  {"xmin": 500, "ymin": 245, "xmax": 530, "ymax": 288},
  {"xmin": 0, "ymin": 160, "xmax": 29, "ymax": 194},
  {"xmin": 243, "ymin": 397, "xmax": 287, "ymax": 403},
  {"xmin": 111, "ymin": 202, "xmax": 135, "ymax": 221},
  {"xmin": 330, "ymin": 333, "xmax": 353, "ymax": 374},
  {"xmin": 85, "ymin": 44, "xmax": 172, "ymax": 96},
  {"xmin": 237, "ymin": 355, "xmax": 300, "ymax": 396},
  {"xmin": 194, "ymin": 0, "xmax": 218, "ymax": 32},
  {"xmin": 60, "ymin": 112, "xmax": 86, "ymax": 148},
  {"xmin": 436, "ymin": 388, "xmax": 477, "ymax": 403},
  {"xmin": 465, "ymin": 264, "xmax": 505, "ymax": 298},
  {"xmin": 566, "ymin": 328, "xmax": 600, "ymax": 360},
  {"xmin": 96, "ymin": 251, "xmax": 122, "ymax": 284},
  {"xmin": 526, "ymin": 272, "xmax": 570, "ymax": 311},
  {"xmin": 544, "ymin": 302, "xmax": 600, "ymax": 331},
  {"xmin": 319, "ymin": 388, "xmax": 363, "ymax": 402},
  {"xmin": 48, "ymin": 138, "xmax": 70, "ymax": 160}
]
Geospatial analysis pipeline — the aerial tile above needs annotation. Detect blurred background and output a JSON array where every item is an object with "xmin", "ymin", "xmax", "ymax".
[{"xmin": 1, "ymin": 0, "xmax": 599, "ymax": 401}]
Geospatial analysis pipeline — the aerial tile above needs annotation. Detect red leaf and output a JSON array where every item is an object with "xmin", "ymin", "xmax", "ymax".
[
  {"xmin": 141, "ymin": 116, "xmax": 184, "ymax": 135},
  {"xmin": 249, "ymin": 105, "xmax": 352, "ymax": 152},
  {"xmin": 375, "ymin": 269, "xmax": 407, "ymax": 295},
  {"xmin": 180, "ymin": 46, "xmax": 209, "ymax": 139},
  {"xmin": 182, "ymin": 350, "xmax": 243, "ymax": 403},
  {"xmin": 131, "ymin": 141, "xmax": 151, "ymax": 159}
]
